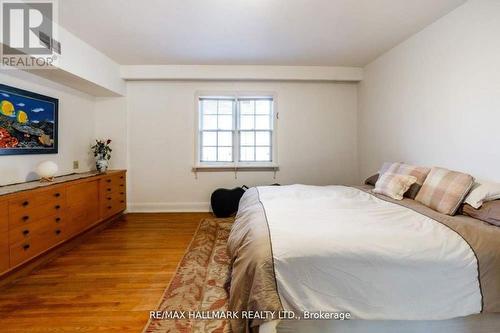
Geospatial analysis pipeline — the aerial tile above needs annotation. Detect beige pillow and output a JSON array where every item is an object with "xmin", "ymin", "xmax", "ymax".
[
  {"xmin": 379, "ymin": 162, "xmax": 431, "ymax": 199},
  {"xmin": 464, "ymin": 180, "xmax": 500, "ymax": 209},
  {"xmin": 373, "ymin": 173, "xmax": 418, "ymax": 200},
  {"xmin": 415, "ymin": 167, "xmax": 474, "ymax": 215}
]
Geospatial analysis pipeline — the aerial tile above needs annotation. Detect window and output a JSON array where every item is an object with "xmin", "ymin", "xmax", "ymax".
[{"xmin": 197, "ymin": 95, "xmax": 275, "ymax": 167}]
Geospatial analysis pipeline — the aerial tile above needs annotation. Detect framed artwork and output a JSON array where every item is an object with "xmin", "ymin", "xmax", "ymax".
[{"xmin": 0, "ymin": 83, "xmax": 58, "ymax": 155}]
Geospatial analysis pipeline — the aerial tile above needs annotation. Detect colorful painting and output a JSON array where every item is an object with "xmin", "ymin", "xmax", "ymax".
[{"xmin": 0, "ymin": 84, "xmax": 58, "ymax": 155}]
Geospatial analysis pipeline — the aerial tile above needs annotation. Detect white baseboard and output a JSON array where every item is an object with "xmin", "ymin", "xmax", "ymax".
[{"xmin": 127, "ymin": 202, "xmax": 211, "ymax": 213}]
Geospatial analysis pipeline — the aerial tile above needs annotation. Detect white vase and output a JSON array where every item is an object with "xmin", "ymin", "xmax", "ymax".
[{"xmin": 96, "ymin": 158, "xmax": 109, "ymax": 173}]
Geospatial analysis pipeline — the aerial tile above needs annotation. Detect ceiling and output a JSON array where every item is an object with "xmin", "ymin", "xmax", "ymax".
[{"xmin": 59, "ymin": 0, "xmax": 465, "ymax": 66}]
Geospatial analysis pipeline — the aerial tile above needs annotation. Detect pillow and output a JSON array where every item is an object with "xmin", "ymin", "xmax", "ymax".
[
  {"xmin": 379, "ymin": 162, "xmax": 431, "ymax": 199},
  {"xmin": 462, "ymin": 201, "xmax": 500, "ymax": 227},
  {"xmin": 415, "ymin": 167, "xmax": 474, "ymax": 215},
  {"xmin": 373, "ymin": 173, "xmax": 418, "ymax": 200},
  {"xmin": 464, "ymin": 180, "xmax": 500, "ymax": 209},
  {"xmin": 364, "ymin": 173, "xmax": 379, "ymax": 186}
]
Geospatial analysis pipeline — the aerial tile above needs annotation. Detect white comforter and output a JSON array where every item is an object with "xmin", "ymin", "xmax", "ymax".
[{"xmin": 258, "ymin": 185, "xmax": 482, "ymax": 320}]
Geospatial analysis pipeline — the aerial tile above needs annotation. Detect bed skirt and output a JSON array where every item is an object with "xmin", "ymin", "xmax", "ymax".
[{"xmin": 261, "ymin": 314, "xmax": 500, "ymax": 333}]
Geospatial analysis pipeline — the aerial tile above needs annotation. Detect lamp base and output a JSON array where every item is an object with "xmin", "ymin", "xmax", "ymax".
[{"xmin": 40, "ymin": 176, "xmax": 55, "ymax": 182}]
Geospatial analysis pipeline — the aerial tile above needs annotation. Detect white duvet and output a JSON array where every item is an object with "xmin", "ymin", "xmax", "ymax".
[{"xmin": 258, "ymin": 185, "xmax": 482, "ymax": 320}]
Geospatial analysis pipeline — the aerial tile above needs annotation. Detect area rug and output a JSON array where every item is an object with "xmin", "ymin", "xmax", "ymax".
[{"xmin": 143, "ymin": 218, "xmax": 234, "ymax": 333}]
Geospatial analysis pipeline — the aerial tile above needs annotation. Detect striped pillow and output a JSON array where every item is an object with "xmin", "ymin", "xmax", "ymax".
[
  {"xmin": 379, "ymin": 162, "xmax": 431, "ymax": 198},
  {"xmin": 415, "ymin": 167, "xmax": 475, "ymax": 215},
  {"xmin": 373, "ymin": 173, "xmax": 418, "ymax": 200}
]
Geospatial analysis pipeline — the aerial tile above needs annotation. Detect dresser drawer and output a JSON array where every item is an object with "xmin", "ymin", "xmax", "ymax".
[
  {"xmin": 99, "ymin": 174, "xmax": 126, "ymax": 195},
  {"xmin": 39, "ymin": 223, "xmax": 71, "ymax": 246},
  {"xmin": 9, "ymin": 186, "xmax": 66, "ymax": 211},
  {"xmin": 9, "ymin": 221, "xmax": 70, "ymax": 268},
  {"xmin": 9, "ymin": 238, "xmax": 44, "ymax": 268},
  {"xmin": 9, "ymin": 201, "xmax": 66, "ymax": 229},
  {"xmin": 8, "ymin": 213, "xmax": 65, "ymax": 245},
  {"xmin": 101, "ymin": 195, "xmax": 126, "ymax": 220},
  {"xmin": 101, "ymin": 190, "xmax": 126, "ymax": 206}
]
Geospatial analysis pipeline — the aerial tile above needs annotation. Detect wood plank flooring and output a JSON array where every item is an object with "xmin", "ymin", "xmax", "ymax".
[{"xmin": 0, "ymin": 212, "xmax": 212, "ymax": 333}]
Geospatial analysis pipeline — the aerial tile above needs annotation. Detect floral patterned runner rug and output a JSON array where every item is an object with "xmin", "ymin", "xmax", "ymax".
[{"xmin": 143, "ymin": 218, "xmax": 233, "ymax": 333}]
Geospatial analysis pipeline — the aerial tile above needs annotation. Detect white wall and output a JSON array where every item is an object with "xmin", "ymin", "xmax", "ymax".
[
  {"xmin": 0, "ymin": 69, "xmax": 97, "ymax": 185},
  {"xmin": 94, "ymin": 96, "xmax": 128, "ymax": 170},
  {"xmin": 96, "ymin": 81, "xmax": 359, "ymax": 211},
  {"xmin": 358, "ymin": 0, "xmax": 500, "ymax": 182}
]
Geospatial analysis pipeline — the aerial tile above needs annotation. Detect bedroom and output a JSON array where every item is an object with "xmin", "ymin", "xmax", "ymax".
[{"xmin": 0, "ymin": 0, "xmax": 499, "ymax": 332}]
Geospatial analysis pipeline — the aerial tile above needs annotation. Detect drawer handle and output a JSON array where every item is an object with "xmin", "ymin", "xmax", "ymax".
[
  {"xmin": 55, "ymin": 205, "xmax": 61, "ymax": 209},
  {"xmin": 23, "ymin": 244, "xmax": 30, "ymax": 251},
  {"xmin": 107, "ymin": 197, "xmax": 112, "ymax": 201},
  {"xmin": 55, "ymin": 229, "xmax": 61, "ymax": 235},
  {"xmin": 107, "ymin": 206, "xmax": 112, "ymax": 209},
  {"xmin": 55, "ymin": 217, "xmax": 61, "ymax": 223},
  {"xmin": 120, "ymin": 176, "xmax": 124, "ymax": 179},
  {"xmin": 107, "ymin": 188, "xmax": 111, "ymax": 192},
  {"xmin": 22, "ymin": 229, "xmax": 30, "ymax": 236},
  {"xmin": 120, "ymin": 192, "xmax": 124, "ymax": 195},
  {"xmin": 120, "ymin": 184, "xmax": 124, "ymax": 187},
  {"xmin": 106, "ymin": 179, "xmax": 112, "ymax": 183},
  {"xmin": 22, "ymin": 215, "xmax": 30, "ymax": 221},
  {"xmin": 54, "ymin": 192, "xmax": 61, "ymax": 197},
  {"xmin": 22, "ymin": 201, "xmax": 29, "ymax": 207},
  {"xmin": 120, "ymin": 200, "xmax": 124, "ymax": 203}
]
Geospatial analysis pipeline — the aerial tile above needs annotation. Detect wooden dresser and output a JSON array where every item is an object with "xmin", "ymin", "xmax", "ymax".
[{"xmin": 0, "ymin": 170, "xmax": 126, "ymax": 276}]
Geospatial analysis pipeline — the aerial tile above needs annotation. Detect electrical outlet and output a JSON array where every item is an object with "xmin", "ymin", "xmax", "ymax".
[{"xmin": 73, "ymin": 160, "xmax": 79, "ymax": 169}]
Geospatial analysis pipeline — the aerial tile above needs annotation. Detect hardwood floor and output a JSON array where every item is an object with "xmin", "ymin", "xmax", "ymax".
[{"xmin": 0, "ymin": 212, "xmax": 212, "ymax": 333}]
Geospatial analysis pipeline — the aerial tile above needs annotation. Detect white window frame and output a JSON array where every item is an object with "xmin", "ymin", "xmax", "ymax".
[{"xmin": 194, "ymin": 91, "xmax": 279, "ymax": 171}]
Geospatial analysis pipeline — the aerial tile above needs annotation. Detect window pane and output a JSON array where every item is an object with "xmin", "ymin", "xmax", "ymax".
[
  {"xmin": 255, "ymin": 131, "xmax": 270, "ymax": 146},
  {"xmin": 256, "ymin": 147, "xmax": 271, "ymax": 161},
  {"xmin": 240, "ymin": 100, "xmax": 254, "ymax": 115},
  {"xmin": 202, "ymin": 115, "xmax": 217, "ymax": 130},
  {"xmin": 202, "ymin": 131, "xmax": 216, "ymax": 146},
  {"xmin": 240, "ymin": 115, "xmax": 254, "ymax": 130},
  {"xmin": 218, "ymin": 147, "xmax": 233, "ymax": 162},
  {"xmin": 256, "ymin": 100, "xmax": 271, "ymax": 115},
  {"xmin": 219, "ymin": 100, "xmax": 233, "ymax": 115},
  {"xmin": 199, "ymin": 97, "xmax": 273, "ymax": 164},
  {"xmin": 255, "ymin": 115, "xmax": 270, "ymax": 130},
  {"xmin": 202, "ymin": 100, "xmax": 217, "ymax": 114},
  {"xmin": 202, "ymin": 147, "xmax": 217, "ymax": 161},
  {"xmin": 218, "ymin": 115, "xmax": 233, "ymax": 130},
  {"xmin": 240, "ymin": 131, "xmax": 254, "ymax": 146},
  {"xmin": 240, "ymin": 147, "xmax": 255, "ymax": 161},
  {"xmin": 218, "ymin": 131, "xmax": 232, "ymax": 146}
]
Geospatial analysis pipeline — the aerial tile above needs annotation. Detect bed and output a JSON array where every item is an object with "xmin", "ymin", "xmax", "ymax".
[{"xmin": 227, "ymin": 185, "xmax": 500, "ymax": 333}]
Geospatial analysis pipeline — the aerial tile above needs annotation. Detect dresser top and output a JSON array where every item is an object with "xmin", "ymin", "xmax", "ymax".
[{"xmin": 0, "ymin": 170, "xmax": 125, "ymax": 197}]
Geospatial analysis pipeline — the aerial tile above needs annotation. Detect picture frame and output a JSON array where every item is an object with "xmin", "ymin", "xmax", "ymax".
[{"xmin": 0, "ymin": 83, "xmax": 58, "ymax": 155}]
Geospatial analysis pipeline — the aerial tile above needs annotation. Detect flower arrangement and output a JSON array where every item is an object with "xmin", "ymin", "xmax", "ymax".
[
  {"xmin": 91, "ymin": 139, "xmax": 112, "ymax": 159},
  {"xmin": 91, "ymin": 139, "xmax": 112, "ymax": 172}
]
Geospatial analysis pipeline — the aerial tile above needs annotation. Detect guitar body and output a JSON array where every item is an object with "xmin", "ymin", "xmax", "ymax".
[{"xmin": 210, "ymin": 186, "xmax": 247, "ymax": 217}]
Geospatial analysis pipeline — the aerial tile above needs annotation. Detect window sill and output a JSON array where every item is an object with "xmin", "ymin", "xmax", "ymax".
[{"xmin": 192, "ymin": 164, "xmax": 279, "ymax": 172}]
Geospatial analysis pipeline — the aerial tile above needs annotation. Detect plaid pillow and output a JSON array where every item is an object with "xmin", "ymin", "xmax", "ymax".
[
  {"xmin": 379, "ymin": 162, "xmax": 431, "ymax": 198},
  {"xmin": 373, "ymin": 173, "xmax": 418, "ymax": 200},
  {"xmin": 415, "ymin": 167, "xmax": 475, "ymax": 215}
]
